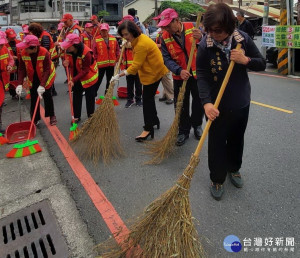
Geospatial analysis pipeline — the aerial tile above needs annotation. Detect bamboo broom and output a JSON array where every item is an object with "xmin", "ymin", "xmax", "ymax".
[
  {"xmin": 71, "ymin": 43, "xmax": 126, "ymax": 164},
  {"xmin": 146, "ymin": 13, "xmax": 202, "ymax": 165},
  {"xmin": 96, "ymin": 44, "xmax": 242, "ymax": 257}
]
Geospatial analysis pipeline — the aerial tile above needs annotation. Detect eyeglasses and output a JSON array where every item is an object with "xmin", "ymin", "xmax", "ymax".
[
  {"xmin": 208, "ymin": 28, "xmax": 224, "ymax": 34},
  {"xmin": 28, "ymin": 46, "xmax": 36, "ymax": 50}
]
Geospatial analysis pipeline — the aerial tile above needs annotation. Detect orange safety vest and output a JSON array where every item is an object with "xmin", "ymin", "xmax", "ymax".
[
  {"xmin": 39, "ymin": 30, "xmax": 58, "ymax": 60},
  {"xmin": 66, "ymin": 24, "xmax": 82, "ymax": 36},
  {"xmin": 95, "ymin": 35, "xmax": 118, "ymax": 68},
  {"xmin": 82, "ymin": 32, "xmax": 92, "ymax": 49},
  {"xmin": 0, "ymin": 46, "xmax": 11, "ymax": 91},
  {"xmin": 66, "ymin": 45, "xmax": 98, "ymax": 88},
  {"xmin": 121, "ymin": 48, "xmax": 133, "ymax": 70},
  {"xmin": 21, "ymin": 47, "xmax": 56, "ymax": 89},
  {"xmin": 162, "ymin": 22, "xmax": 199, "ymax": 80},
  {"xmin": 6, "ymin": 40, "xmax": 21, "ymax": 73}
]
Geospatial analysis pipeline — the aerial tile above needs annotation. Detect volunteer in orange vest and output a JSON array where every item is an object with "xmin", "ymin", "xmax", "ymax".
[
  {"xmin": 90, "ymin": 15, "xmax": 101, "ymax": 38},
  {"xmin": 94, "ymin": 23, "xmax": 119, "ymax": 96},
  {"xmin": 28, "ymin": 23, "xmax": 58, "ymax": 97},
  {"xmin": 111, "ymin": 21, "xmax": 168, "ymax": 142},
  {"xmin": 81, "ymin": 23, "xmax": 94, "ymax": 49},
  {"xmin": 16, "ymin": 35, "xmax": 57, "ymax": 126},
  {"xmin": 60, "ymin": 34, "xmax": 98, "ymax": 124},
  {"xmin": 28, "ymin": 23, "xmax": 58, "ymax": 60},
  {"xmin": 0, "ymin": 31, "xmax": 14, "ymax": 133},
  {"xmin": 159, "ymin": 8, "xmax": 204, "ymax": 146},
  {"xmin": 5, "ymin": 29, "xmax": 21, "ymax": 99},
  {"xmin": 118, "ymin": 15, "xmax": 142, "ymax": 108},
  {"xmin": 153, "ymin": 15, "xmax": 174, "ymax": 105},
  {"xmin": 61, "ymin": 13, "xmax": 82, "ymax": 38}
]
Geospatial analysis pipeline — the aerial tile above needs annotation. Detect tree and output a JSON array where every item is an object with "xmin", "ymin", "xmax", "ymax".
[
  {"xmin": 144, "ymin": 0, "xmax": 205, "ymax": 23},
  {"xmin": 98, "ymin": 10, "xmax": 110, "ymax": 19}
]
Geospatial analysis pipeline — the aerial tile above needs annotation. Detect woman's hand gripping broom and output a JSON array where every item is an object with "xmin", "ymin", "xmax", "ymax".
[{"xmin": 96, "ymin": 44, "xmax": 242, "ymax": 258}]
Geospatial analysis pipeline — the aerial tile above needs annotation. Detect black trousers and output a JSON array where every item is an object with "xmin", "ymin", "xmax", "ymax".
[
  {"xmin": 73, "ymin": 81, "xmax": 95, "ymax": 119},
  {"xmin": 142, "ymin": 79, "xmax": 161, "ymax": 131},
  {"xmin": 30, "ymin": 84, "xmax": 55, "ymax": 122},
  {"xmin": 173, "ymin": 77, "xmax": 204, "ymax": 135},
  {"xmin": 94, "ymin": 66, "xmax": 114, "ymax": 96},
  {"xmin": 126, "ymin": 74, "xmax": 142, "ymax": 101},
  {"xmin": 208, "ymin": 105, "xmax": 250, "ymax": 184},
  {"xmin": 9, "ymin": 72, "xmax": 17, "ymax": 97}
]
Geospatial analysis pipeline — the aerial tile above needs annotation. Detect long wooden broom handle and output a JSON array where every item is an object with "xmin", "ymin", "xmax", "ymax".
[
  {"xmin": 114, "ymin": 42, "xmax": 126, "ymax": 76},
  {"xmin": 66, "ymin": 65, "xmax": 75, "ymax": 121},
  {"xmin": 50, "ymin": 28, "xmax": 65, "ymax": 56},
  {"xmin": 92, "ymin": 19, "xmax": 103, "ymax": 41},
  {"xmin": 185, "ymin": 13, "xmax": 202, "ymax": 76},
  {"xmin": 194, "ymin": 43, "xmax": 242, "ymax": 157},
  {"xmin": 27, "ymin": 97, "xmax": 40, "ymax": 141}
]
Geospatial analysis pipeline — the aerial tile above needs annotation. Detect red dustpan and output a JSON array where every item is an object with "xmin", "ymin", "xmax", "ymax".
[{"xmin": 5, "ymin": 96, "xmax": 36, "ymax": 144}]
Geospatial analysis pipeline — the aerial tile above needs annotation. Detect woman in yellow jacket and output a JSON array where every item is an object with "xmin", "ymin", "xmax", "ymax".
[{"xmin": 111, "ymin": 20, "xmax": 168, "ymax": 142}]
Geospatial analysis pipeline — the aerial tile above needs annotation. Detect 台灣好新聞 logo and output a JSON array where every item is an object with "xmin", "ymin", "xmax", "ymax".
[{"xmin": 224, "ymin": 235, "xmax": 242, "ymax": 252}]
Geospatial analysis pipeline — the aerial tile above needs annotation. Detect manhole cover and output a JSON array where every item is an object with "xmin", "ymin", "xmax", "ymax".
[{"xmin": 0, "ymin": 200, "xmax": 69, "ymax": 257}]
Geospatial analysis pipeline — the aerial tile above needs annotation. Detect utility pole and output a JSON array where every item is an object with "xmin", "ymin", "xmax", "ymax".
[
  {"xmin": 155, "ymin": 0, "xmax": 158, "ymax": 17},
  {"xmin": 261, "ymin": 0, "xmax": 269, "ymax": 58},
  {"xmin": 278, "ymin": 0, "xmax": 288, "ymax": 75}
]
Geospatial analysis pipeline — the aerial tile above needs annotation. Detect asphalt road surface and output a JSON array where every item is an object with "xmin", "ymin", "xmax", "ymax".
[{"xmin": 37, "ymin": 65, "xmax": 299, "ymax": 257}]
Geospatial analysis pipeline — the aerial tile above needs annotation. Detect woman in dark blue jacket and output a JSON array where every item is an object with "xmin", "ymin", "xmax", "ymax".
[{"xmin": 196, "ymin": 3, "xmax": 266, "ymax": 200}]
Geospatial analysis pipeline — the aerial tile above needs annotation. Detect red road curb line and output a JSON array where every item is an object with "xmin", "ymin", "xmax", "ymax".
[
  {"xmin": 40, "ymin": 106, "xmax": 129, "ymax": 244},
  {"xmin": 249, "ymin": 71, "xmax": 300, "ymax": 82}
]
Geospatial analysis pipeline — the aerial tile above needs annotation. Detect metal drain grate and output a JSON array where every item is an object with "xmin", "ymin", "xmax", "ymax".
[{"xmin": 0, "ymin": 200, "xmax": 69, "ymax": 257}]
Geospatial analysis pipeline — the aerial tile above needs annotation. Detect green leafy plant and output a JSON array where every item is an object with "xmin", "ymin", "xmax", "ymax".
[{"xmin": 98, "ymin": 10, "xmax": 110, "ymax": 18}]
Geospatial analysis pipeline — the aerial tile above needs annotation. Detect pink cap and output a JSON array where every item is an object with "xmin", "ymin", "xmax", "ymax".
[
  {"xmin": 58, "ymin": 22, "xmax": 64, "ymax": 31},
  {"xmin": 16, "ymin": 35, "xmax": 40, "ymax": 49},
  {"xmin": 60, "ymin": 34, "xmax": 81, "ymax": 50},
  {"xmin": 157, "ymin": 8, "xmax": 178, "ymax": 27},
  {"xmin": 85, "ymin": 23, "xmax": 93, "ymax": 29},
  {"xmin": 23, "ymin": 28, "xmax": 29, "ymax": 34},
  {"xmin": 118, "ymin": 15, "xmax": 134, "ymax": 25},
  {"xmin": 5, "ymin": 29, "xmax": 17, "ymax": 39},
  {"xmin": 100, "ymin": 23, "xmax": 109, "ymax": 31},
  {"xmin": 152, "ymin": 14, "xmax": 161, "ymax": 21},
  {"xmin": 0, "ymin": 31, "xmax": 8, "ymax": 45}
]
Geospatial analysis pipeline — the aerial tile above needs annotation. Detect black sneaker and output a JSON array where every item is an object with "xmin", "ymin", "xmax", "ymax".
[
  {"xmin": 165, "ymin": 99, "xmax": 174, "ymax": 105},
  {"xmin": 159, "ymin": 96, "xmax": 167, "ymax": 102},
  {"xmin": 125, "ymin": 100, "xmax": 134, "ymax": 108},
  {"xmin": 136, "ymin": 100, "xmax": 143, "ymax": 106},
  {"xmin": 210, "ymin": 182, "xmax": 224, "ymax": 201},
  {"xmin": 229, "ymin": 172, "xmax": 243, "ymax": 188}
]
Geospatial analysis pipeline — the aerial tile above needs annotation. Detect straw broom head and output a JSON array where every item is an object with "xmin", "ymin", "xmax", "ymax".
[
  {"xmin": 145, "ymin": 13, "xmax": 202, "ymax": 165},
  {"xmin": 96, "ymin": 154, "xmax": 206, "ymax": 258},
  {"xmin": 145, "ymin": 84, "xmax": 186, "ymax": 164},
  {"xmin": 71, "ymin": 44, "xmax": 126, "ymax": 164},
  {"xmin": 71, "ymin": 84, "xmax": 124, "ymax": 164}
]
